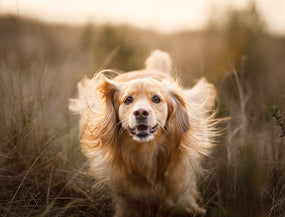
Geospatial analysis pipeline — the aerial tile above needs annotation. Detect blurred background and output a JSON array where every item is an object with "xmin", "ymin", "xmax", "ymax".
[{"xmin": 0, "ymin": 0, "xmax": 284, "ymax": 216}]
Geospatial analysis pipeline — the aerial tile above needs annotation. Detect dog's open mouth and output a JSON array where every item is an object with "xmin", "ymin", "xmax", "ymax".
[{"xmin": 128, "ymin": 124, "xmax": 158, "ymax": 138}]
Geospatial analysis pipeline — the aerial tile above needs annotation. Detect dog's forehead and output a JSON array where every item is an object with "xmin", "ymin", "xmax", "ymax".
[{"xmin": 120, "ymin": 78, "xmax": 164, "ymax": 95}]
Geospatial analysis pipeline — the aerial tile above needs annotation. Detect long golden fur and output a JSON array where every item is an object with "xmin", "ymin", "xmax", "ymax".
[{"xmin": 69, "ymin": 50, "xmax": 218, "ymax": 217}]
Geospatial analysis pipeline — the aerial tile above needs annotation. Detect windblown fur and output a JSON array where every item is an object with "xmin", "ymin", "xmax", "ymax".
[{"xmin": 69, "ymin": 50, "xmax": 219, "ymax": 217}]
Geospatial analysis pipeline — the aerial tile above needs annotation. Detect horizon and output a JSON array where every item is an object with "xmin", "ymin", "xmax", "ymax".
[{"xmin": 1, "ymin": 0, "xmax": 285, "ymax": 35}]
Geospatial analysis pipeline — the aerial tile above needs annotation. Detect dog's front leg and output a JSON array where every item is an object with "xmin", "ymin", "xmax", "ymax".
[{"xmin": 113, "ymin": 197, "xmax": 136, "ymax": 217}]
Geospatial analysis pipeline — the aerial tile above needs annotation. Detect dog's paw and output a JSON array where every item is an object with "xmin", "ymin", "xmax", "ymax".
[{"xmin": 185, "ymin": 206, "xmax": 206, "ymax": 217}]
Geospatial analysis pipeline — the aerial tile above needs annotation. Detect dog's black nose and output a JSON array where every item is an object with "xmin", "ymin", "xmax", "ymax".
[{"xmin": 134, "ymin": 108, "xmax": 149, "ymax": 120}]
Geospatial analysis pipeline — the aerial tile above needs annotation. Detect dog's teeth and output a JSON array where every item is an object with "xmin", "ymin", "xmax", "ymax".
[
  {"xmin": 128, "ymin": 126, "xmax": 136, "ymax": 135},
  {"xmin": 129, "ymin": 124, "xmax": 158, "ymax": 138},
  {"xmin": 149, "ymin": 124, "xmax": 158, "ymax": 133}
]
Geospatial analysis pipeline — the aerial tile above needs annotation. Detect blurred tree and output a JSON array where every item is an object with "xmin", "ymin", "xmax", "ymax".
[
  {"xmin": 225, "ymin": 2, "xmax": 266, "ymax": 67},
  {"xmin": 81, "ymin": 23, "xmax": 95, "ymax": 50},
  {"xmin": 93, "ymin": 24, "xmax": 146, "ymax": 71},
  {"xmin": 204, "ymin": 2, "xmax": 267, "ymax": 84}
]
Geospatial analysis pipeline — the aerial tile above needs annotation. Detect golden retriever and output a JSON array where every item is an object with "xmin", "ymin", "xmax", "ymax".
[{"xmin": 69, "ymin": 50, "xmax": 218, "ymax": 217}]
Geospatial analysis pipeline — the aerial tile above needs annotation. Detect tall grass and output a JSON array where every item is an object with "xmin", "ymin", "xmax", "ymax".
[
  {"xmin": 0, "ymin": 17, "xmax": 113, "ymax": 216},
  {"xmin": 0, "ymin": 10, "xmax": 285, "ymax": 217},
  {"xmin": 201, "ymin": 64, "xmax": 285, "ymax": 217},
  {"xmin": 0, "ymin": 52, "xmax": 113, "ymax": 217}
]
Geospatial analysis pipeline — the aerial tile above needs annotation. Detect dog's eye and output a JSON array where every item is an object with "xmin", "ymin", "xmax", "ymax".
[
  {"xmin": 124, "ymin": 96, "xmax": 133, "ymax": 105},
  {"xmin": 152, "ymin": 95, "xmax": 161, "ymax": 103}
]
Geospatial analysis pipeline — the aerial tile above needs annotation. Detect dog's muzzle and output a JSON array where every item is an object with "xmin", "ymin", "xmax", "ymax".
[{"xmin": 128, "ymin": 124, "xmax": 158, "ymax": 138}]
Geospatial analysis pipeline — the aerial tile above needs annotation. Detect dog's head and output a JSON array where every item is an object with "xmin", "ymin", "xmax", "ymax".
[
  {"xmin": 96, "ymin": 74, "xmax": 189, "ymax": 144},
  {"xmin": 119, "ymin": 78, "xmax": 169, "ymax": 142}
]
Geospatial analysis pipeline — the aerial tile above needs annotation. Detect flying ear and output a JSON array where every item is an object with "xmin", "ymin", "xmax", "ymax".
[
  {"xmin": 167, "ymin": 89, "xmax": 189, "ymax": 143},
  {"xmin": 91, "ymin": 73, "xmax": 120, "ymax": 147},
  {"xmin": 69, "ymin": 77, "xmax": 91, "ymax": 115},
  {"xmin": 97, "ymin": 74, "xmax": 119, "ymax": 110},
  {"xmin": 184, "ymin": 78, "xmax": 217, "ymax": 112}
]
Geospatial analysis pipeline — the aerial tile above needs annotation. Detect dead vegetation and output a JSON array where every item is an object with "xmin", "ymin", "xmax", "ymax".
[{"xmin": 0, "ymin": 5, "xmax": 284, "ymax": 216}]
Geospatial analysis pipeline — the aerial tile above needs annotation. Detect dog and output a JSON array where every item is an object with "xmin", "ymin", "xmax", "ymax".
[{"xmin": 69, "ymin": 50, "xmax": 218, "ymax": 217}]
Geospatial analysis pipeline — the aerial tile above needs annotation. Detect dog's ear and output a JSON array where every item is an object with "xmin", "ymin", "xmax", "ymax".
[
  {"xmin": 167, "ymin": 89, "xmax": 189, "ymax": 143},
  {"xmin": 97, "ymin": 76, "xmax": 119, "ymax": 113},
  {"xmin": 184, "ymin": 78, "xmax": 217, "ymax": 112},
  {"xmin": 94, "ymin": 74, "xmax": 120, "ymax": 146},
  {"xmin": 69, "ymin": 77, "xmax": 91, "ymax": 115}
]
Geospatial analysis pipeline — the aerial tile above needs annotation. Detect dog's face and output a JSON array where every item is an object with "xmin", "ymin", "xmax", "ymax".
[
  {"xmin": 97, "ymin": 74, "xmax": 189, "ymax": 145},
  {"xmin": 118, "ymin": 79, "xmax": 168, "ymax": 142}
]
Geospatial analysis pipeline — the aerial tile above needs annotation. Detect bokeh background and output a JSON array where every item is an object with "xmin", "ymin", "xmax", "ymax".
[{"xmin": 0, "ymin": 0, "xmax": 284, "ymax": 216}]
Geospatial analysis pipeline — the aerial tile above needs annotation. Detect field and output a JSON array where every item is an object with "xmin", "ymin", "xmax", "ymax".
[{"xmin": 0, "ymin": 5, "xmax": 285, "ymax": 217}]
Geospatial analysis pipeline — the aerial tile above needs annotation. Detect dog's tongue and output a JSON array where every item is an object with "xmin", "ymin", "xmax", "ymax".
[{"xmin": 136, "ymin": 125, "xmax": 148, "ymax": 132}]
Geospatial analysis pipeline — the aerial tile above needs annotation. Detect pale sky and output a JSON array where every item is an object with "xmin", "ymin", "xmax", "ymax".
[{"xmin": 1, "ymin": 0, "xmax": 285, "ymax": 35}]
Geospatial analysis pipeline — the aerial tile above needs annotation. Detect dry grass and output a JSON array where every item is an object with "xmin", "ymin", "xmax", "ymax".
[{"xmin": 0, "ymin": 9, "xmax": 284, "ymax": 217}]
